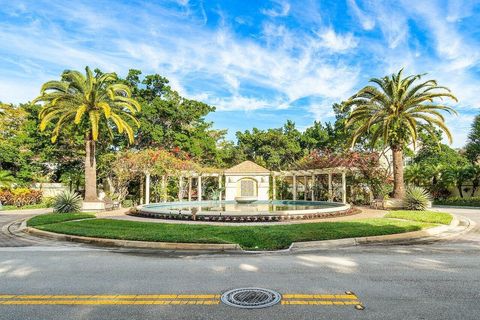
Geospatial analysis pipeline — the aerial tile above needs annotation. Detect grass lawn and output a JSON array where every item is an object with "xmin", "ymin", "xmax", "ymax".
[
  {"xmin": 27, "ymin": 213, "xmax": 95, "ymax": 227},
  {"xmin": 30, "ymin": 213, "xmax": 435, "ymax": 250},
  {"xmin": 385, "ymin": 210, "xmax": 452, "ymax": 225}
]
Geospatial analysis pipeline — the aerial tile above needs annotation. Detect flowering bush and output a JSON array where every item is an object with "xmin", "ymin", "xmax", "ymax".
[{"xmin": 0, "ymin": 189, "xmax": 43, "ymax": 207}]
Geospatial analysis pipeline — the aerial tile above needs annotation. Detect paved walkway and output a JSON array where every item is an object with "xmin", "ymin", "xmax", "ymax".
[{"xmin": 95, "ymin": 206, "xmax": 387, "ymax": 226}]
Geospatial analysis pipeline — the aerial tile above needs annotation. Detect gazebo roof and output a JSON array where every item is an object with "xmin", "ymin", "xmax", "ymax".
[{"xmin": 224, "ymin": 160, "xmax": 270, "ymax": 174}]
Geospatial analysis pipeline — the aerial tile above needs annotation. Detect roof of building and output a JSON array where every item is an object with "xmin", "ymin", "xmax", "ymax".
[{"xmin": 224, "ymin": 160, "xmax": 270, "ymax": 174}]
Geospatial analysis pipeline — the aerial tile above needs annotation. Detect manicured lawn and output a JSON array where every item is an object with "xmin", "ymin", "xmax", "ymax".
[
  {"xmin": 27, "ymin": 213, "xmax": 95, "ymax": 227},
  {"xmin": 385, "ymin": 210, "xmax": 452, "ymax": 225},
  {"xmin": 32, "ymin": 215, "xmax": 434, "ymax": 250}
]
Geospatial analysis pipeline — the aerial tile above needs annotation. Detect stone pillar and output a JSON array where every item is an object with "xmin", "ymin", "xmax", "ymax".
[
  {"xmin": 188, "ymin": 177, "xmax": 192, "ymax": 202},
  {"xmin": 342, "ymin": 171, "xmax": 347, "ymax": 204},
  {"xmin": 311, "ymin": 174, "xmax": 315, "ymax": 201},
  {"xmin": 145, "ymin": 172, "xmax": 151, "ymax": 205},
  {"xmin": 328, "ymin": 173, "xmax": 333, "ymax": 202},
  {"xmin": 292, "ymin": 174, "xmax": 297, "ymax": 201},
  {"xmin": 198, "ymin": 175, "xmax": 202, "ymax": 202}
]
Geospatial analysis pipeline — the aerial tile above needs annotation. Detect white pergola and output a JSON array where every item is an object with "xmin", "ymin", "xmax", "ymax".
[
  {"xmin": 271, "ymin": 167, "xmax": 349, "ymax": 204},
  {"xmin": 144, "ymin": 170, "xmax": 223, "ymax": 205},
  {"xmin": 143, "ymin": 166, "xmax": 350, "ymax": 205}
]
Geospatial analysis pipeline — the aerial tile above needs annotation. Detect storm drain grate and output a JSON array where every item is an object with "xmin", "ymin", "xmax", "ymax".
[{"xmin": 221, "ymin": 288, "xmax": 281, "ymax": 309}]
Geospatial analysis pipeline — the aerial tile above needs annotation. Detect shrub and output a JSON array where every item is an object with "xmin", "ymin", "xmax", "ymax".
[
  {"xmin": 53, "ymin": 190, "xmax": 82, "ymax": 213},
  {"xmin": 0, "ymin": 189, "xmax": 43, "ymax": 207},
  {"xmin": 434, "ymin": 197, "xmax": 480, "ymax": 207},
  {"xmin": 404, "ymin": 186, "xmax": 431, "ymax": 210}
]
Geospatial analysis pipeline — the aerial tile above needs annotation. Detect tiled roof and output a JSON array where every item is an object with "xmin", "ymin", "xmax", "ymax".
[{"xmin": 224, "ymin": 160, "xmax": 270, "ymax": 173}]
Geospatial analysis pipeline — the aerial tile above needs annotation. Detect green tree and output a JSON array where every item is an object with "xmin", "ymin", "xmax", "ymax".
[
  {"xmin": 33, "ymin": 67, "xmax": 141, "ymax": 202},
  {"xmin": 236, "ymin": 121, "xmax": 305, "ymax": 170},
  {"xmin": 0, "ymin": 170, "xmax": 15, "ymax": 188},
  {"xmin": 466, "ymin": 114, "xmax": 480, "ymax": 163},
  {"xmin": 120, "ymin": 70, "xmax": 223, "ymax": 165},
  {"xmin": 345, "ymin": 69, "xmax": 457, "ymax": 199}
]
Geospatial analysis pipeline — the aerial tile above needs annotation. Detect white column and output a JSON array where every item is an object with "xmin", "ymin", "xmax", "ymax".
[
  {"xmin": 304, "ymin": 175, "xmax": 307, "ymax": 201},
  {"xmin": 188, "ymin": 177, "xmax": 192, "ymax": 202},
  {"xmin": 342, "ymin": 172, "xmax": 347, "ymax": 204},
  {"xmin": 292, "ymin": 175, "xmax": 297, "ymax": 201},
  {"xmin": 178, "ymin": 176, "xmax": 183, "ymax": 201},
  {"xmin": 198, "ymin": 175, "xmax": 202, "ymax": 202},
  {"xmin": 328, "ymin": 173, "xmax": 333, "ymax": 202},
  {"xmin": 272, "ymin": 176, "xmax": 276, "ymax": 201},
  {"xmin": 162, "ymin": 175, "xmax": 167, "ymax": 202},
  {"xmin": 145, "ymin": 172, "xmax": 151, "ymax": 205},
  {"xmin": 218, "ymin": 175, "xmax": 222, "ymax": 201},
  {"xmin": 311, "ymin": 174, "xmax": 315, "ymax": 201}
]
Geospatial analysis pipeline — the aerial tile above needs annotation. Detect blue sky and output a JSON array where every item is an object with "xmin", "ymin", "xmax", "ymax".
[{"xmin": 0, "ymin": 0, "xmax": 479, "ymax": 147}]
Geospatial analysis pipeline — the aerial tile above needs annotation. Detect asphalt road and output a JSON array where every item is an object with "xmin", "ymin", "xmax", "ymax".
[{"xmin": 0, "ymin": 207, "xmax": 479, "ymax": 320}]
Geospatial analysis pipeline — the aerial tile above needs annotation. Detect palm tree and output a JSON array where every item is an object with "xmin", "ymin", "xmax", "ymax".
[
  {"xmin": 0, "ymin": 170, "xmax": 15, "ymax": 188},
  {"xmin": 34, "ymin": 67, "xmax": 141, "ymax": 202},
  {"xmin": 345, "ymin": 69, "xmax": 457, "ymax": 199}
]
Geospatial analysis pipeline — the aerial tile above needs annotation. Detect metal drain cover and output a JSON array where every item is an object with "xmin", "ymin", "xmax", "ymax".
[{"xmin": 221, "ymin": 288, "xmax": 281, "ymax": 309}]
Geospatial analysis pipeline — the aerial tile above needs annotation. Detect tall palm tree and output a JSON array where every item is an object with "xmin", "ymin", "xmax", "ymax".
[
  {"xmin": 34, "ymin": 67, "xmax": 141, "ymax": 202},
  {"xmin": 345, "ymin": 69, "xmax": 457, "ymax": 199}
]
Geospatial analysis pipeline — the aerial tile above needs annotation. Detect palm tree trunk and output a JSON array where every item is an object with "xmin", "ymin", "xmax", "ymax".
[
  {"xmin": 391, "ymin": 145, "xmax": 405, "ymax": 199},
  {"xmin": 84, "ymin": 137, "xmax": 98, "ymax": 201}
]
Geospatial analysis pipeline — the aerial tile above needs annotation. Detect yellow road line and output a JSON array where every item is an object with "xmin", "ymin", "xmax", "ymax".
[
  {"xmin": 282, "ymin": 294, "xmax": 358, "ymax": 299},
  {"xmin": 0, "ymin": 294, "xmax": 220, "ymax": 300},
  {"xmin": 282, "ymin": 300, "xmax": 361, "ymax": 305},
  {"xmin": 0, "ymin": 300, "xmax": 220, "ymax": 305}
]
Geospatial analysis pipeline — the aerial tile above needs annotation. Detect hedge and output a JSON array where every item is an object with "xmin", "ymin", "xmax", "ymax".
[{"xmin": 434, "ymin": 197, "xmax": 480, "ymax": 207}]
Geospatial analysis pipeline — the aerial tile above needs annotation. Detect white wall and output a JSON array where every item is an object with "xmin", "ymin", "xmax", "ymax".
[{"xmin": 225, "ymin": 174, "xmax": 270, "ymax": 201}]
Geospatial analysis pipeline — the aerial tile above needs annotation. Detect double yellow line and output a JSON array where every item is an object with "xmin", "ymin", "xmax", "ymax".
[
  {"xmin": 0, "ymin": 292, "xmax": 364, "ymax": 308},
  {"xmin": 282, "ymin": 293, "xmax": 363, "ymax": 306},
  {"xmin": 0, "ymin": 294, "xmax": 220, "ymax": 305}
]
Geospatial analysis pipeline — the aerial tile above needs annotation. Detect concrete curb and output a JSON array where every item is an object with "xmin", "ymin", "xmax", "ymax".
[
  {"xmin": 21, "ymin": 214, "xmax": 464, "ymax": 253},
  {"xmin": 24, "ymin": 227, "xmax": 242, "ymax": 252},
  {"xmin": 289, "ymin": 215, "xmax": 460, "ymax": 251}
]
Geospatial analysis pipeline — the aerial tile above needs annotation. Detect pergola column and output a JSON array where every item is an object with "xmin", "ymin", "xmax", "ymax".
[
  {"xmin": 197, "ymin": 175, "xmax": 202, "ymax": 202},
  {"xmin": 272, "ymin": 175, "xmax": 276, "ymax": 201},
  {"xmin": 218, "ymin": 175, "xmax": 222, "ymax": 201},
  {"xmin": 304, "ymin": 175, "xmax": 307, "ymax": 201},
  {"xmin": 292, "ymin": 174, "xmax": 297, "ymax": 201},
  {"xmin": 178, "ymin": 176, "xmax": 184, "ymax": 201},
  {"xmin": 145, "ymin": 172, "xmax": 151, "ymax": 205},
  {"xmin": 327, "ymin": 173, "xmax": 333, "ymax": 202},
  {"xmin": 311, "ymin": 174, "xmax": 315, "ymax": 201},
  {"xmin": 188, "ymin": 177, "xmax": 192, "ymax": 202},
  {"xmin": 162, "ymin": 175, "xmax": 167, "ymax": 202},
  {"xmin": 342, "ymin": 171, "xmax": 347, "ymax": 204}
]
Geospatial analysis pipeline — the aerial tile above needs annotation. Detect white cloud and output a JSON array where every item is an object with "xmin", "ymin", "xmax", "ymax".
[
  {"xmin": 316, "ymin": 28, "xmax": 358, "ymax": 52},
  {"xmin": 347, "ymin": 0, "xmax": 375, "ymax": 30},
  {"xmin": 261, "ymin": 0, "xmax": 290, "ymax": 17}
]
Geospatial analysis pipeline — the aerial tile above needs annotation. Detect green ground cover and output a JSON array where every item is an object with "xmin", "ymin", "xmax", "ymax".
[
  {"xmin": 0, "ymin": 203, "xmax": 50, "ymax": 211},
  {"xmin": 434, "ymin": 197, "xmax": 480, "ymax": 208},
  {"xmin": 29, "ymin": 212, "xmax": 437, "ymax": 250},
  {"xmin": 27, "ymin": 213, "xmax": 95, "ymax": 227},
  {"xmin": 385, "ymin": 210, "xmax": 452, "ymax": 225}
]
